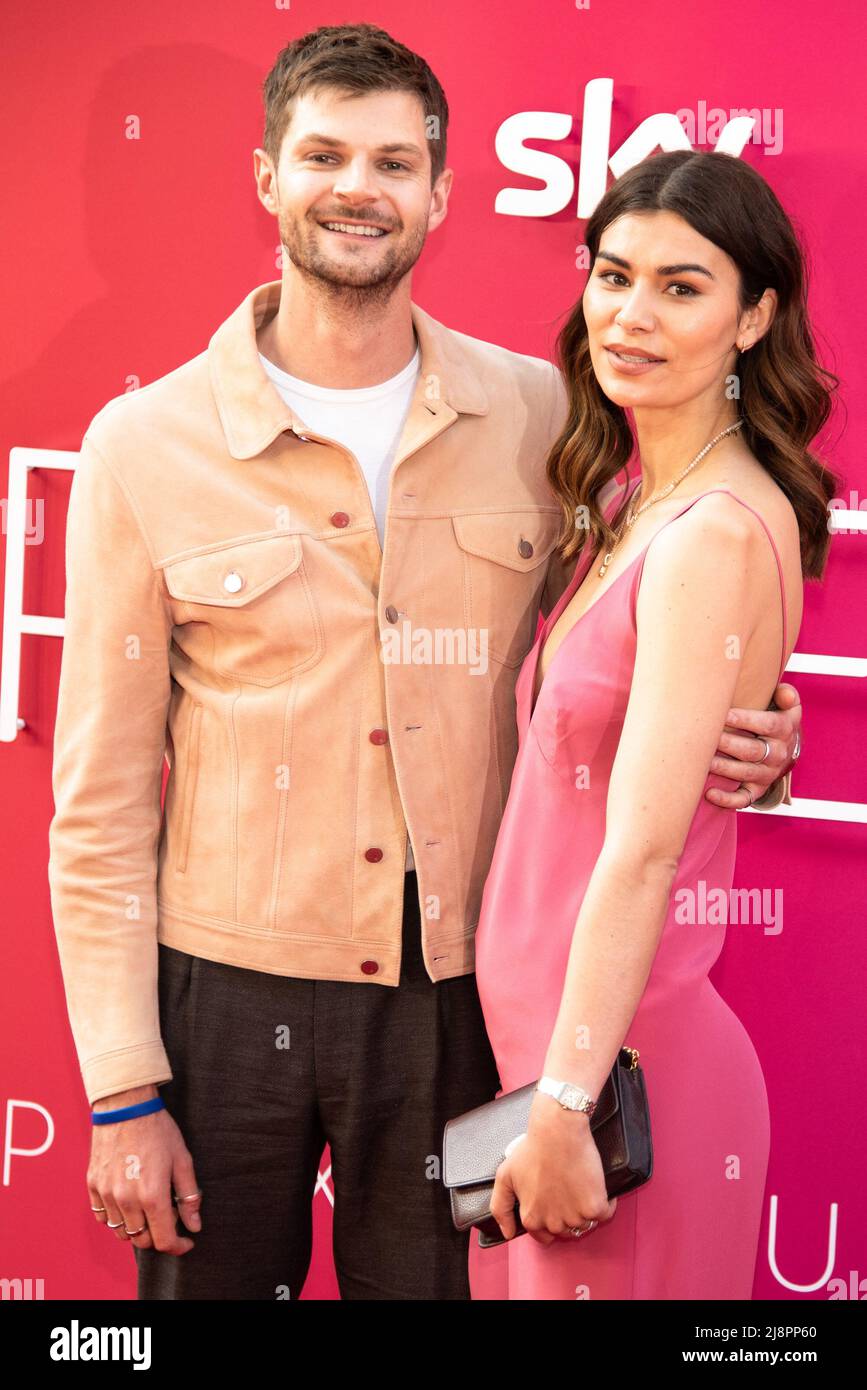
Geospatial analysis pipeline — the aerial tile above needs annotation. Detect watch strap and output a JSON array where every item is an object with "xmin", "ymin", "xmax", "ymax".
[{"xmin": 537, "ymin": 1075, "xmax": 597, "ymax": 1115}]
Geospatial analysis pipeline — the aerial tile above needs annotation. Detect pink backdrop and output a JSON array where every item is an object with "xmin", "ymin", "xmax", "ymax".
[{"xmin": 2, "ymin": 0, "xmax": 864, "ymax": 1301}]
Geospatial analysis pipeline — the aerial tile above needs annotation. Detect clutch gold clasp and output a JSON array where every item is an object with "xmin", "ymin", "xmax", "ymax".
[{"xmin": 624, "ymin": 1046, "xmax": 639, "ymax": 1070}]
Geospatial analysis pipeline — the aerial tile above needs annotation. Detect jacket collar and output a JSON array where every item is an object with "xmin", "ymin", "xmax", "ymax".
[{"xmin": 208, "ymin": 279, "xmax": 489, "ymax": 460}]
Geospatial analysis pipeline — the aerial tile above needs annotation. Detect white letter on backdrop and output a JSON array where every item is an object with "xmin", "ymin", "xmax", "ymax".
[{"xmin": 494, "ymin": 111, "xmax": 574, "ymax": 217}]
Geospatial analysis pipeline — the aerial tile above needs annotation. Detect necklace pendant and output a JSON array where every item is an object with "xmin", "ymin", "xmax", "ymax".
[{"xmin": 598, "ymin": 552, "xmax": 612, "ymax": 578}]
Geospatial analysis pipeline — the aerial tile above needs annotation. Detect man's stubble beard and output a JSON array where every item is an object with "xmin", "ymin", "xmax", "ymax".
[{"xmin": 276, "ymin": 207, "xmax": 429, "ymax": 313}]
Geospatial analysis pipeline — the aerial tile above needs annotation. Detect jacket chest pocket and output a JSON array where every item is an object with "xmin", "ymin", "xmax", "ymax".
[
  {"xmin": 163, "ymin": 532, "xmax": 323, "ymax": 685},
  {"xmin": 452, "ymin": 510, "xmax": 561, "ymax": 668}
]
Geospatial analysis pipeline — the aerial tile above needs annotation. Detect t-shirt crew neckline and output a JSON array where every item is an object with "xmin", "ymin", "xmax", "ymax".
[{"xmin": 258, "ymin": 339, "xmax": 421, "ymax": 402}]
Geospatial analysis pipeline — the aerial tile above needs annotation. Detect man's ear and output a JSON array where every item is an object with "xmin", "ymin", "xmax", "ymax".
[{"xmin": 427, "ymin": 166, "xmax": 453, "ymax": 233}]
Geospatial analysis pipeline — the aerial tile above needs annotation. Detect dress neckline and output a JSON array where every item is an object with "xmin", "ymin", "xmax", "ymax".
[
  {"xmin": 530, "ymin": 537, "xmax": 643, "ymax": 718},
  {"xmin": 529, "ymin": 483, "xmax": 789, "ymax": 720}
]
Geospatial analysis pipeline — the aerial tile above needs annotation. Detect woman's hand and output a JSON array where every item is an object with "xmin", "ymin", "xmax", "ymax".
[{"xmin": 490, "ymin": 1093, "xmax": 617, "ymax": 1246}]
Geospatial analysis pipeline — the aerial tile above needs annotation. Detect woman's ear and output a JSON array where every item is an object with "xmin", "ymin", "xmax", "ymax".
[{"xmin": 751, "ymin": 287, "xmax": 778, "ymax": 345}]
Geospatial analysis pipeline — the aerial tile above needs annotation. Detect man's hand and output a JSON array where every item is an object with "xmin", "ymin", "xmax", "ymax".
[
  {"xmin": 705, "ymin": 682, "xmax": 802, "ymax": 810},
  {"xmin": 88, "ymin": 1084, "xmax": 202, "ymax": 1254}
]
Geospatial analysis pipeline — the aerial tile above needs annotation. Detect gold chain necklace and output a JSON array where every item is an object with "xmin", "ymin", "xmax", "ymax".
[{"xmin": 597, "ymin": 419, "xmax": 744, "ymax": 579}]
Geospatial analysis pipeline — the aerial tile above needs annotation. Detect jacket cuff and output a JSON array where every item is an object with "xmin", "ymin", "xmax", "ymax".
[
  {"xmin": 82, "ymin": 1041, "xmax": 173, "ymax": 1107},
  {"xmin": 751, "ymin": 768, "xmax": 793, "ymax": 811}
]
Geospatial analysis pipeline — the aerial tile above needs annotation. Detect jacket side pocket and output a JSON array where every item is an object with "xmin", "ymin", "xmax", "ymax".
[{"xmin": 176, "ymin": 703, "xmax": 202, "ymax": 874}]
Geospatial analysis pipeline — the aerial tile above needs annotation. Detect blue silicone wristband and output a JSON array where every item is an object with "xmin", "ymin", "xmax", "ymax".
[{"xmin": 91, "ymin": 1096, "xmax": 166, "ymax": 1125}]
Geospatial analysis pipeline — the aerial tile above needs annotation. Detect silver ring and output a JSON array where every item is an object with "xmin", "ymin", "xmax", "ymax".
[
  {"xmin": 791, "ymin": 729, "xmax": 801, "ymax": 762},
  {"xmin": 570, "ymin": 1219, "xmax": 598, "ymax": 1238},
  {"xmin": 123, "ymin": 1223, "xmax": 147, "ymax": 1237},
  {"xmin": 105, "ymin": 1219, "xmax": 126, "ymax": 1230},
  {"xmin": 758, "ymin": 737, "xmax": 771, "ymax": 763},
  {"xmin": 175, "ymin": 1189, "xmax": 202, "ymax": 1204},
  {"xmin": 90, "ymin": 1205, "xmax": 106, "ymax": 1213}
]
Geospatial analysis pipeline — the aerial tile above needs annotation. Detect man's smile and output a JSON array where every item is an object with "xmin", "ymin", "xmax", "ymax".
[{"xmin": 319, "ymin": 219, "xmax": 390, "ymax": 239}]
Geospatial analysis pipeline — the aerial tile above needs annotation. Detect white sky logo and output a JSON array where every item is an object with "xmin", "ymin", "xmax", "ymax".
[
  {"xmin": 49, "ymin": 1321, "xmax": 152, "ymax": 1371},
  {"xmin": 495, "ymin": 78, "xmax": 760, "ymax": 219}
]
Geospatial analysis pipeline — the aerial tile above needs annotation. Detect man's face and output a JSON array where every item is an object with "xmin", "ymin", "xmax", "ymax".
[{"xmin": 259, "ymin": 87, "xmax": 450, "ymax": 297}]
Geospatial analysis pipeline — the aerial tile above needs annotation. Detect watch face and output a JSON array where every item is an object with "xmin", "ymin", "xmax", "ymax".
[{"xmin": 562, "ymin": 1085, "xmax": 583, "ymax": 1109}]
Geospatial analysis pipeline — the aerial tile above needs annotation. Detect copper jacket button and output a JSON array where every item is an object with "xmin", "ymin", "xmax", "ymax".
[
  {"xmin": 360, "ymin": 960, "xmax": 379, "ymax": 975},
  {"xmin": 364, "ymin": 847, "xmax": 383, "ymax": 862},
  {"xmin": 330, "ymin": 511, "xmax": 350, "ymax": 528},
  {"xmin": 369, "ymin": 729, "xmax": 388, "ymax": 745},
  {"xmin": 384, "ymin": 605, "xmax": 399, "ymax": 623},
  {"xmin": 518, "ymin": 538, "xmax": 534, "ymax": 558}
]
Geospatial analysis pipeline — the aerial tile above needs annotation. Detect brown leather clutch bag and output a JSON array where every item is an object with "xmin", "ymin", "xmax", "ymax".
[{"xmin": 442, "ymin": 1046, "xmax": 653, "ymax": 1247}]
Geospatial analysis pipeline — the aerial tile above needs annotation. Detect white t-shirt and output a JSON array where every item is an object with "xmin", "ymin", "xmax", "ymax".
[
  {"xmin": 258, "ymin": 341, "xmax": 421, "ymax": 873},
  {"xmin": 258, "ymin": 342, "xmax": 420, "ymax": 547}
]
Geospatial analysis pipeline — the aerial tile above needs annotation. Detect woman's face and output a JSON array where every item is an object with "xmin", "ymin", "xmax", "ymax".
[{"xmin": 582, "ymin": 209, "xmax": 752, "ymax": 411}]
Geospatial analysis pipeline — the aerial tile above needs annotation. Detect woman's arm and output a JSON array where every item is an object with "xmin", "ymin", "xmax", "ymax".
[
  {"xmin": 492, "ymin": 494, "xmax": 769, "ymax": 1242},
  {"xmin": 542, "ymin": 494, "xmax": 760, "ymax": 1089}
]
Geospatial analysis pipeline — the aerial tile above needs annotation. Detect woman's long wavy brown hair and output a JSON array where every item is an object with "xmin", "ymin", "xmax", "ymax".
[{"xmin": 548, "ymin": 149, "xmax": 840, "ymax": 579}]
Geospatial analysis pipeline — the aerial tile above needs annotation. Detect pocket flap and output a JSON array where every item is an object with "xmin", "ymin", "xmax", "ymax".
[
  {"xmin": 163, "ymin": 533, "xmax": 304, "ymax": 607},
  {"xmin": 452, "ymin": 510, "xmax": 560, "ymax": 572}
]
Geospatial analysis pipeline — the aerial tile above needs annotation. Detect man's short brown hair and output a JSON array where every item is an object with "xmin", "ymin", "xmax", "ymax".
[{"xmin": 262, "ymin": 23, "xmax": 450, "ymax": 185}]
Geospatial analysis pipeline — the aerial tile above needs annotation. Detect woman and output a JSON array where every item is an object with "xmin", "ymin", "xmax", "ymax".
[{"xmin": 468, "ymin": 149, "xmax": 838, "ymax": 1301}]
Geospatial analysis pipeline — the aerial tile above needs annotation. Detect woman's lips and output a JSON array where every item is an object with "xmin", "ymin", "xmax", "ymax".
[{"xmin": 604, "ymin": 346, "xmax": 666, "ymax": 375}]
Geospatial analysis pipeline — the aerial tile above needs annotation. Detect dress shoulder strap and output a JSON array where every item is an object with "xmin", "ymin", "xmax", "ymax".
[{"xmin": 657, "ymin": 488, "xmax": 789, "ymax": 685}]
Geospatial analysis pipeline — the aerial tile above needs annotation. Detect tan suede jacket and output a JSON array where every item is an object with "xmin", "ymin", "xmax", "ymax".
[{"xmin": 47, "ymin": 280, "xmax": 581, "ymax": 1103}]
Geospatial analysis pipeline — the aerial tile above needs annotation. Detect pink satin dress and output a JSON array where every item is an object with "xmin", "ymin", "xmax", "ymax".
[{"xmin": 469, "ymin": 482, "xmax": 782, "ymax": 1300}]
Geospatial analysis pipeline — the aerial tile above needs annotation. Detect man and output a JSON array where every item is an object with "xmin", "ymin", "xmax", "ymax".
[{"xmin": 48, "ymin": 23, "xmax": 800, "ymax": 1301}]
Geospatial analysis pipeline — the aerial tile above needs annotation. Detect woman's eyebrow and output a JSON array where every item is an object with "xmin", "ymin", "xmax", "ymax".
[{"xmin": 596, "ymin": 250, "xmax": 715, "ymax": 280}]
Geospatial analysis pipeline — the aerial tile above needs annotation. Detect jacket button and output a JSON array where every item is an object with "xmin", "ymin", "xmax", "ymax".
[
  {"xmin": 518, "ymin": 538, "xmax": 534, "ymax": 558},
  {"xmin": 385, "ymin": 605, "xmax": 399, "ymax": 623},
  {"xmin": 223, "ymin": 570, "xmax": 244, "ymax": 593},
  {"xmin": 360, "ymin": 960, "xmax": 379, "ymax": 975},
  {"xmin": 330, "ymin": 511, "xmax": 350, "ymax": 528},
  {"xmin": 369, "ymin": 728, "xmax": 389, "ymax": 745},
  {"xmin": 364, "ymin": 847, "xmax": 383, "ymax": 862}
]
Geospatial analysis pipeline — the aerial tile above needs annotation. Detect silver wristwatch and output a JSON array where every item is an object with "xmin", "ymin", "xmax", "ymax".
[{"xmin": 536, "ymin": 1075, "xmax": 597, "ymax": 1117}]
